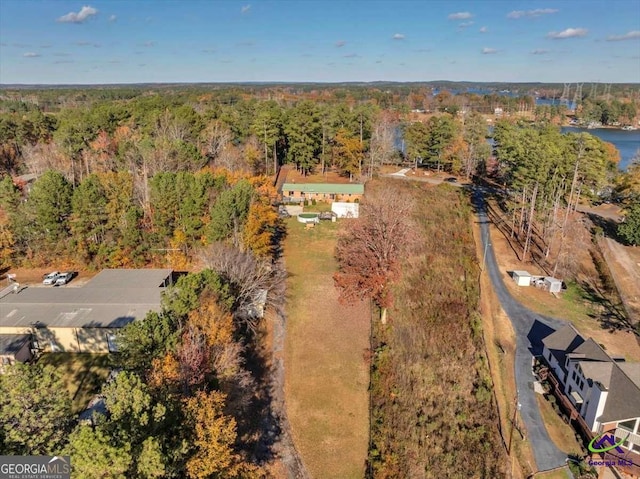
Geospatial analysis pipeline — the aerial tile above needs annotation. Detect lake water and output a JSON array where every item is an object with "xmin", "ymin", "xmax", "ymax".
[
  {"xmin": 396, "ymin": 124, "xmax": 639, "ymax": 172},
  {"xmin": 561, "ymin": 127, "xmax": 639, "ymax": 171}
]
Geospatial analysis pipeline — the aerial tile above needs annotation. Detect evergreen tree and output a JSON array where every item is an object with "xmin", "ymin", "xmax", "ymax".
[{"xmin": 0, "ymin": 363, "xmax": 72, "ymax": 455}]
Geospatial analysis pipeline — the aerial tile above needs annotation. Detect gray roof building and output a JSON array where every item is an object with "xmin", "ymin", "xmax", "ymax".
[{"xmin": 0, "ymin": 269, "xmax": 172, "ymax": 329}]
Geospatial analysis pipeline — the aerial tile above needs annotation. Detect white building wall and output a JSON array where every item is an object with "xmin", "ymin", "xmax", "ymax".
[
  {"xmin": 585, "ymin": 388, "xmax": 609, "ymax": 432},
  {"xmin": 543, "ymin": 345, "xmax": 566, "ymax": 383},
  {"xmin": 331, "ymin": 202, "xmax": 359, "ymax": 218}
]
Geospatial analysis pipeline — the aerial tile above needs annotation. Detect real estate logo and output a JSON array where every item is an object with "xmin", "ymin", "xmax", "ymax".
[
  {"xmin": 588, "ymin": 432, "xmax": 627, "ymax": 454},
  {"xmin": 0, "ymin": 456, "xmax": 70, "ymax": 479}
]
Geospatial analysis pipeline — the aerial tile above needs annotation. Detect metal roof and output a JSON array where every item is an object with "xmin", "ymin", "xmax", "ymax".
[
  {"xmin": 282, "ymin": 183, "xmax": 364, "ymax": 194},
  {"xmin": 0, "ymin": 269, "xmax": 171, "ymax": 328},
  {"xmin": 0, "ymin": 334, "xmax": 30, "ymax": 355},
  {"xmin": 84, "ymin": 269, "xmax": 172, "ymax": 289}
]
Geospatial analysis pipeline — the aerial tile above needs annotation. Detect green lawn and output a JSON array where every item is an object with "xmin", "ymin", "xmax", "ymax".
[
  {"xmin": 37, "ymin": 353, "xmax": 111, "ymax": 414},
  {"xmin": 284, "ymin": 217, "xmax": 370, "ymax": 479}
]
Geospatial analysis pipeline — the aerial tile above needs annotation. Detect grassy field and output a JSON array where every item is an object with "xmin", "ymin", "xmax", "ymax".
[
  {"xmin": 536, "ymin": 395, "xmax": 584, "ymax": 455},
  {"xmin": 283, "ymin": 218, "xmax": 370, "ymax": 479},
  {"xmin": 368, "ymin": 181, "xmax": 506, "ymax": 478},
  {"xmin": 37, "ymin": 353, "xmax": 111, "ymax": 414}
]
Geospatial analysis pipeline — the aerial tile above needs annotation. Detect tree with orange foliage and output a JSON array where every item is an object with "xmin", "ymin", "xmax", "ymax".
[
  {"xmin": 183, "ymin": 390, "xmax": 260, "ymax": 479},
  {"xmin": 334, "ymin": 182, "xmax": 414, "ymax": 323},
  {"xmin": 442, "ymin": 134, "xmax": 468, "ymax": 175}
]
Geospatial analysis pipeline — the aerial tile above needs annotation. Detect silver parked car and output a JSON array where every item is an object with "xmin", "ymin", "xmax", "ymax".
[
  {"xmin": 42, "ymin": 271, "xmax": 60, "ymax": 285},
  {"xmin": 55, "ymin": 272, "xmax": 74, "ymax": 286}
]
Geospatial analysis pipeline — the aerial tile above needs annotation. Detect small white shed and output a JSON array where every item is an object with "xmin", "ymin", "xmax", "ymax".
[
  {"xmin": 544, "ymin": 277, "xmax": 563, "ymax": 294},
  {"xmin": 331, "ymin": 202, "xmax": 359, "ymax": 218},
  {"xmin": 512, "ymin": 270, "xmax": 532, "ymax": 286}
]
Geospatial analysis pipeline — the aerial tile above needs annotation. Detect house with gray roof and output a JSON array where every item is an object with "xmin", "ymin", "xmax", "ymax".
[
  {"xmin": 0, "ymin": 269, "xmax": 172, "ymax": 353},
  {"xmin": 541, "ymin": 324, "xmax": 640, "ymax": 457}
]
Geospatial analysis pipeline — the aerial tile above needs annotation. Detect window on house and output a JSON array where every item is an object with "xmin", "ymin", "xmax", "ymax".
[
  {"xmin": 619, "ymin": 419, "xmax": 636, "ymax": 431},
  {"xmin": 289, "ymin": 191, "xmax": 294, "ymax": 196},
  {"xmin": 107, "ymin": 333, "xmax": 119, "ymax": 353},
  {"xmin": 572, "ymin": 371, "xmax": 577, "ymax": 381}
]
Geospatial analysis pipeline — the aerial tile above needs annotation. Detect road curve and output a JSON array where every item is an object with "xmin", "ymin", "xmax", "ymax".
[{"xmin": 473, "ymin": 187, "xmax": 568, "ymax": 472}]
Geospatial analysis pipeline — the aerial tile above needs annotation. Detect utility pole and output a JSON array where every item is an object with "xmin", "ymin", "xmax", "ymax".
[
  {"xmin": 508, "ymin": 395, "xmax": 522, "ymax": 455},
  {"xmin": 481, "ymin": 237, "xmax": 491, "ymax": 272}
]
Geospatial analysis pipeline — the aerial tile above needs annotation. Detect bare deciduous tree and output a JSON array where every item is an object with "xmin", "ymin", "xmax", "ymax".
[{"xmin": 199, "ymin": 242, "xmax": 286, "ymax": 330}]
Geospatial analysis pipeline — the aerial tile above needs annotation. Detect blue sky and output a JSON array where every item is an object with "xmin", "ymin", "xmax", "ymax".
[{"xmin": 0, "ymin": 0, "xmax": 639, "ymax": 84}]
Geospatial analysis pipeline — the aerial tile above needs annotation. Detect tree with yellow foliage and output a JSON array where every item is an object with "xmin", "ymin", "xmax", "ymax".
[
  {"xmin": 184, "ymin": 390, "xmax": 260, "ymax": 479},
  {"xmin": 242, "ymin": 200, "xmax": 279, "ymax": 258},
  {"xmin": 333, "ymin": 127, "xmax": 364, "ymax": 181}
]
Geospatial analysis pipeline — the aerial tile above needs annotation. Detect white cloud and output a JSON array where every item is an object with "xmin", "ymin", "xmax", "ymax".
[
  {"xmin": 531, "ymin": 49, "xmax": 550, "ymax": 55},
  {"xmin": 547, "ymin": 28, "xmax": 588, "ymax": 39},
  {"xmin": 482, "ymin": 47, "xmax": 498, "ymax": 54},
  {"xmin": 23, "ymin": 52, "xmax": 41, "ymax": 57},
  {"xmin": 57, "ymin": 5, "xmax": 98, "ymax": 23},
  {"xmin": 335, "ymin": 40, "xmax": 346, "ymax": 47},
  {"xmin": 241, "ymin": 4, "xmax": 251, "ymax": 14},
  {"xmin": 448, "ymin": 12, "xmax": 473, "ymax": 20},
  {"xmin": 392, "ymin": 33, "xmax": 405, "ymax": 40},
  {"xmin": 507, "ymin": 8, "xmax": 558, "ymax": 19},
  {"xmin": 108, "ymin": 15, "xmax": 117, "ymax": 22},
  {"xmin": 606, "ymin": 30, "xmax": 640, "ymax": 41},
  {"xmin": 479, "ymin": 26, "xmax": 487, "ymax": 33},
  {"xmin": 458, "ymin": 21, "xmax": 474, "ymax": 28}
]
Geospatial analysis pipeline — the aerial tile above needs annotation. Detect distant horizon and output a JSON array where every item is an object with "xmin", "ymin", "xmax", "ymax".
[
  {"xmin": 2, "ymin": 80, "xmax": 639, "ymax": 88},
  {"xmin": 1, "ymin": 0, "xmax": 639, "ymax": 84}
]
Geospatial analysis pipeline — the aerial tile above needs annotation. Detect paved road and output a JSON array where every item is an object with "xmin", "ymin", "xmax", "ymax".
[{"xmin": 473, "ymin": 187, "xmax": 569, "ymax": 472}]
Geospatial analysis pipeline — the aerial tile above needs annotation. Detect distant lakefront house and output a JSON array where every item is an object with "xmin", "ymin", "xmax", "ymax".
[
  {"xmin": 281, "ymin": 183, "xmax": 364, "ymax": 203},
  {"xmin": 0, "ymin": 269, "xmax": 173, "ymax": 354},
  {"xmin": 541, "ymin": 325, "xmax": 640, "ymax": 457}
]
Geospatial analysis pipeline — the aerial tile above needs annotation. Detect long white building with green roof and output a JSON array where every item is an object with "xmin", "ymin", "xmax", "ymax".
[{"xmin": 281, "ymin": 182, "xmax": 364, "ymax": 203}]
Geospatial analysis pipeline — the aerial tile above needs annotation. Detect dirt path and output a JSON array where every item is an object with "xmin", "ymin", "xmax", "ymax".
[
  {"xmin": 601, "ymin": 237, "xmax": 640, "ymax": 326},
  {"xmin": 267, "ymin": 306, "xmax": 310, "ymax": 479}
]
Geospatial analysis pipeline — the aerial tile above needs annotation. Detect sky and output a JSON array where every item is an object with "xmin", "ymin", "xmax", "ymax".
[{"xmin": 0, "ymin": 0, "xmax": 639, "ymax": 84}]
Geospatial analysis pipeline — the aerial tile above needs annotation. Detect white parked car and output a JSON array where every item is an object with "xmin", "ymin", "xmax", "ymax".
[
  {"xmin": 42, "ymin": 272, "xmax": 60, "ymax": 285},
  {"xmin": 55, "ymin": 272, "xmax": 74, "ymax": 286}
]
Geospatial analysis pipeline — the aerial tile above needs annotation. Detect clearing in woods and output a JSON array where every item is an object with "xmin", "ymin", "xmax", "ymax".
[{"xmin": 283, "ymin": 218, "xmax": 370, "ymax": 479}]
